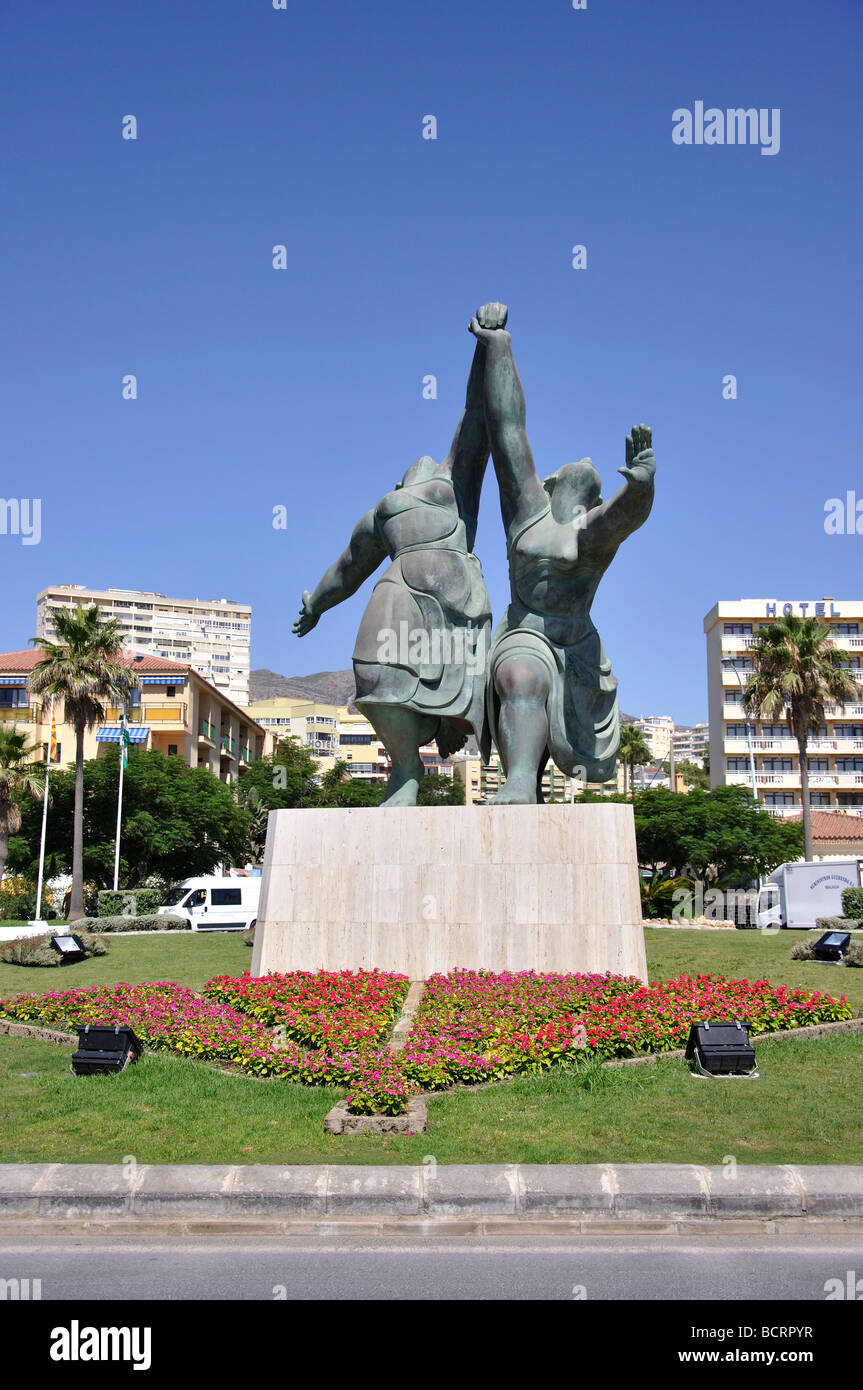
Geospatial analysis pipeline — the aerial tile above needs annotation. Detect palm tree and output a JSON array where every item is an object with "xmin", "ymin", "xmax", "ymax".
[
  {"xmin": 618, "ymin": 725, "xmax": 651, "ymax": 797},
  {"xmin": 743, "ymin": 614, "xmax": 860, "ymax": 862},
  {"xmin": 0, "ymin": 728, "xmax": 45, "ymax": 885},
  {"xmin": 28, "ymin": 605, "xmax": 133, "ymax": 920}
]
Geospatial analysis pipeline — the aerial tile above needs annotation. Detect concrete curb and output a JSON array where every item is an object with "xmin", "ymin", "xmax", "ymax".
[{"xmin": 2, "ymin": 1164, "xmax": 862, "ymax": 1225}]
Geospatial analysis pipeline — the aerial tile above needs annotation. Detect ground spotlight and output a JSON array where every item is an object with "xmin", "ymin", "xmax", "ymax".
[
  {"xmin": 812, "ymin": 931, "xmax": 851, "ymax": 962},
  {"xmin": 71, "ymin": 1025, "xmax": 143, "ymax": 1076},
  {"xmin": 50, "ymin": 934, "xmax": 87, "ymax": 963},
  {"xmin": 685, "ymin": 1019, "xmax": 759, "ymax": 1078}
]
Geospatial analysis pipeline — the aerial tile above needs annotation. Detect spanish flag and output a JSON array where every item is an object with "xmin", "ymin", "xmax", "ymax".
[{"xmin": 48, "ymin": 698, "xmax": 58, "ymax": 764}]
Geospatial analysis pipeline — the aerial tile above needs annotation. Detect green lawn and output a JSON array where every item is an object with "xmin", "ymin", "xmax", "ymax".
[
  {"xmin": 0, "ymin": 931, "xmax": 252, "ymax": 999},
  {"xmin": 1, "ymin": 927, "xmax": 860, "ymax": 1166}
]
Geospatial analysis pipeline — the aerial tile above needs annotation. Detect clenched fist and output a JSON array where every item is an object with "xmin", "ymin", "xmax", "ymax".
[{"xmin": 469, "ymin": 301, "xmax": 509, "ymax": 342}]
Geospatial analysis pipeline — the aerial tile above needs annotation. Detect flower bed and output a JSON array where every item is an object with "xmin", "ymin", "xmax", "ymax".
[
  {"xmin": 400, "ymin": 970, "xmax": 854, "ymax": 1087},
  {"xmin": 0, "ymin": 969, "xmax": 852, "ymax": 1118},
  {"xmin": 203, "ymin": 969, "xmax": 409, "ymax": 1050}
]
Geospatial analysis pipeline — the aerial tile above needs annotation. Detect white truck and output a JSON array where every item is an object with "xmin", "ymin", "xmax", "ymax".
[
  {"xmin": 156, "ymin": 875, "xmax": 261, "ymax": 932},
  {"xmin": 756, "ymin": 859, "xmax": 863, "ymax": 930}
]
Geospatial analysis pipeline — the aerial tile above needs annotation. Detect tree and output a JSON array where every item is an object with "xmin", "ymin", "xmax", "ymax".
[
  {"xmin": 416, "ymin": 772, "xmax": 465, "ymax": 806},
  {"xmin": 743, "ymin": 615, "xmax": 860, "ymax": 861},
  {"xmin": 677, "ymin": 758, "xmax": 710, "ymax": 791},
  {"xmin": 0, "ymin": 729, "xmax": 45, "ymax": 883},
  {"xmin": 9, "ymin": 748, "xmax": 250, "ymax": 888},
  {"xmin": 317, "ymin": 760, "xmax": 386, "ymax": 808},
  {"xmin": 618, "ymin": 725, "xmax": 651, "ymax": 796},
  {"xmin": 236, "ymin": 736, "xmax": 320, "ymax": 823},
  {"xmin": 28, "ymin": 605, "xmax": 133, "ymax": 918},
  {"xmin": 632, "ymin": 784, "xmax": 803, "ymax": 885}
]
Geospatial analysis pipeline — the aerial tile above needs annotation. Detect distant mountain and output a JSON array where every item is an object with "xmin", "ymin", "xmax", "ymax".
[
  {"xmin": 250, "ymin": 667, "xmax": 358, "ymax": 707},
  {"xmin": 251, "ymin": 665, "xmax": 635, "ymax": 725}
]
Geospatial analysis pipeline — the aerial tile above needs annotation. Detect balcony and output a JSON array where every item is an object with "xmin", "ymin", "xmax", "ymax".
[
  {"xmin": 142, "ymin": 703, "xmax": 187, "ymax": 725},
  {"xmin": 198, "ymin": 720, "xmax": 216, "ymax": 743},
  {"xmin": 220, "ymin": 736, "xmax": 236, "ymax": 758},
  {"xmin": 0, "ymin": 706, "xmax": 33, "ymax": 722},
  {"xmin": 239, "ymin": 745, "xmax": 252, "ymax": 764}
]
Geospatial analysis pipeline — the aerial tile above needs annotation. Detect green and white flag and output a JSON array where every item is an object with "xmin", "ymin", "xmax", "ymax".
[{"xmin": 120, "ymin": 708, "xmax": 131, "ymax": 769}]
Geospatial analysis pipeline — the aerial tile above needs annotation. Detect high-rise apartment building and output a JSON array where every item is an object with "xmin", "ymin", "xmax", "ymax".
[
  {"xmin": 672, "ymin": 723, "xmax": 709, "ymax": 766},
  {"xmin": 36, "ymin": 584, "xmax": 252, "ymax": 705},
  {"xmin": 634, "ymin": 715, "xmax": 674, "ymax": 762},
  {"xmin": 705, "ymin": 598, "xmax": 863, "ymax": 815}
]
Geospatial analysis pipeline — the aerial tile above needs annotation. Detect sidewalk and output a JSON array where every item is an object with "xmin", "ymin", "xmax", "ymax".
[{"xmin": 2, "ymin": 1164, "xmax": 863, "ymax": 1231}]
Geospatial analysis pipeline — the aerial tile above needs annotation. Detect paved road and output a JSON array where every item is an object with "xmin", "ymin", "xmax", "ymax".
[{"xmin": 3, "ymin": 1230, "xmax": 862, "ymax": 1300}]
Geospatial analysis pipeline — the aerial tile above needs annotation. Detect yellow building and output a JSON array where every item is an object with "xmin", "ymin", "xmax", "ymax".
[
  {"xmin": 243, "ymin": 696, "xmax": 390, "ymax": 782},
  {"xmin": 0, "ymin": 650, "xmax": 266, "ymax": 783}
]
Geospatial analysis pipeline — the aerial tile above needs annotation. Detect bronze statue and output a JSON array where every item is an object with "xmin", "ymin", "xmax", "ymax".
[
  {"xmin": 468, "ymin": 304, "xmax": 656, "ymax": 804},
  {"xmin": 293, "ymin": 337, "xmax": 493, "ymax": 806}
]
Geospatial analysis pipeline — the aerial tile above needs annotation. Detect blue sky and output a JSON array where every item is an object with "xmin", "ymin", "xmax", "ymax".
[{"xmin": 1, "ymin": 0, "xmax": 861, "ymax": 724}]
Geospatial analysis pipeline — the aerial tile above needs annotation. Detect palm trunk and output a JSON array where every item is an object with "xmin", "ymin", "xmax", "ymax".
[
  {"xmin": 798, "ymin": 736, "xmax": 814, "ymax": 862},
  {"xmin": 0, "ymin": 829, "xmax": 8, "ymax": 884},
  {"xmin": 68, "ymin": 717, "xmax": 86, "ymax": 921}
]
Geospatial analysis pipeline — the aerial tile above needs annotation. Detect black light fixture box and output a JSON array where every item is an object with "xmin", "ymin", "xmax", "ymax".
[
  {"xmin": 812, "ymin": 931, "xmax": 851, "ymax": 962},
  {"xmin": 71, "ymin": 1025, "xmax": 143, "ymax": 1076},
  {"xmin": 685, "ymin": 1019, "xmax": 757, "ymax": 1076},
  {"xmin": 50, "ymin": 934, "xmax": 87, "ymax": 963}
]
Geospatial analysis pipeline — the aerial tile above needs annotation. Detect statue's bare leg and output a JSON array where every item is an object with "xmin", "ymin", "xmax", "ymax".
[
  {"xmin": 363, "ymin": 704, "xmax": 438, "ymax": 807},
  {"xmin": 490, "ymin": 656, "xmax": 550, "ymax": 805}
]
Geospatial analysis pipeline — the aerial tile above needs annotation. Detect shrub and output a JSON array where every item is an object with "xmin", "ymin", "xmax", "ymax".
[
  {"xmin": 815, "ymin": 916, "xmax": 861, "ymax": 932},
  {"xmin": 79, "ymin": 915, "xmax": 188, "ymax": 933},
  {"xmin": 841, "ymin": 887, "xmax": 863, "ymax": 919},
  {"xmin": 0, "ymin": 890, "xmax": 57, "ymax": 922},
  {"xmin": 791, "ymin": 940, "xmax": 815, "ymax": 960},
  {"xmin": 844, "ymin": 941, "xmax": 863, "ymax": 968},
  {"xmin": 242, "ymin": 927, "xmax": 255, "ymax": 948},
  {"xmin": 97, "ymin": 889, "xmax": 163, "ymax": 918},
  {"xmin": 0, "ymin": 931, "xmax": 109, "ymax": 967}
]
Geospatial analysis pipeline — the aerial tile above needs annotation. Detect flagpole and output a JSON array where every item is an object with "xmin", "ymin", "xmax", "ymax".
[
  {"xmin": 113, "ymin": 704, "xmax": 127, "ymax": 892},
  {"xmin": 34, "ymin": 695, "xmax": 53, "ymax": 924}
]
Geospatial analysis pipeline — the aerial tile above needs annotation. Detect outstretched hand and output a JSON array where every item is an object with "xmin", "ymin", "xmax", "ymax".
[
  {"xmin": 619, "ymin": 424, "xmax": 656, "ymax": 485},
  {"xmin": 469, "ymin": 301, "xmax": 509, "ymax": 344},
  {"xmin": 292, "ymin": 590, "xmax": 319, "ymax": 638}
]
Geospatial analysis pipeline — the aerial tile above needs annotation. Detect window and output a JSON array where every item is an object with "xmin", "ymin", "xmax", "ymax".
[
  {"xmin": 836, "ymin": 758, "xmax": 863, "ymax": 772},
  {"xmin": 725, "ymin": 724, "xmax": 749, "ymax": 738},
  {"xmin": 340, "ymin": 734, "xmax": 372, "ymax": 746},
  {"xmin": 807, "ymin": 758, "xmax": 829, "ymax": 772},
  {"xmin": 837, "ymin": 793, "xmax": 863, "ymax": 807},
  {"xmin": 833, "ymin": 623, "xmax": 859, "ymax": 635},
  {"xmin": 725, "ymin": 657, "xmax": 753, "ymax": 669},
  {"xmin": 726, "ymin": 758, "xmax": 751, "ymax": 772},
  {"xmin": 166, "ymin": 686, "xmax": 176, "ymax": 698},
  {"xmin": 168, "ymin": 744, "xmax": 178, "ymax": 756},
  {"xmin": 211, "ymin": 888, "xmax": 242, "ymax": 906},
  {"xmin": 764, "ymin": 791, "xmax": 795, "ymax": 806},
  {"xmin": 761, "ymin": 758, "xmax": 794, "ymax": 772},
  {"xmin": 810, "ymin": 792, "xmax": 832, "ymax": 806},
  {"xmin": 724, "ymin": 688, "xmax": 743, "ymax": 703},
  {"xmin": 834, "ymin": 725, "xmax": 863, "ymax": 738},
  {"xmin": 0, "ymin": 689, "xmax": 29, "ymax": 708},
  {"xmin": 723, "ymin": 623, "xmax": 752, "ymax": 635},
  {"xmin": 761, "ymin": 723, "xmax": 790, "ymax": 738}
]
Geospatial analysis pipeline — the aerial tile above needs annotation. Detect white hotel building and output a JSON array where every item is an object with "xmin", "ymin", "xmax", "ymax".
[
  {"xmin": 36, "ymin": 585, "xmax": 252, "ymax": 705},
  {"xmin": 705, "ymin": 599, "xmax": 863, "ymax": 816}
]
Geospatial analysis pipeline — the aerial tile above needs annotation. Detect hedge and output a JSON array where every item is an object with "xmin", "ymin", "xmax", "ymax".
[
  {"xmin": 97, "ymin": 889, "xmax": 163, "ymax": 918},
  {"xmin": 80, "ymin": 914, "xmax": 188, "ymax": 933},
  {"xmin": 815, "ymin": 916, "xmax": 863, "ymax": 932},
  {"xmin": 841, "ymin": 887, "xmax": 863, "ymax": 919}
]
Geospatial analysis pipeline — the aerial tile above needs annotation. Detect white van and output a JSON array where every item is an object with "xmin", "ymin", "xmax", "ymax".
[{"xmin": 157, "ymin": 876, "xmax": 260, "ymax": 932}]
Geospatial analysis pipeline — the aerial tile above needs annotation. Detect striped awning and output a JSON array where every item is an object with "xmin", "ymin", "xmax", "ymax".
[
  {"xmin": 0, "ymin": 678, "xmax": 27, "ymax": 686},
  {"xmin": 97, "ymin": 726, "xmax": 150, "ymax": 744},
  {"xmin": 139, "ymin": 676, "xmax": 181, "ymax": 685}
]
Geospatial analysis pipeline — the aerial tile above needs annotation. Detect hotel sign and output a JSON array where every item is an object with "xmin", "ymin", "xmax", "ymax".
[{"xmin": 764, "ymin": 602, "xmax": 841, "ymax": 617}]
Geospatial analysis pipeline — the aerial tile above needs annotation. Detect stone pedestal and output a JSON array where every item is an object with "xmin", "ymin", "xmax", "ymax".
[{"xmin": 251, "ymin": 803, "xmax": 647, "ymax": 982}]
